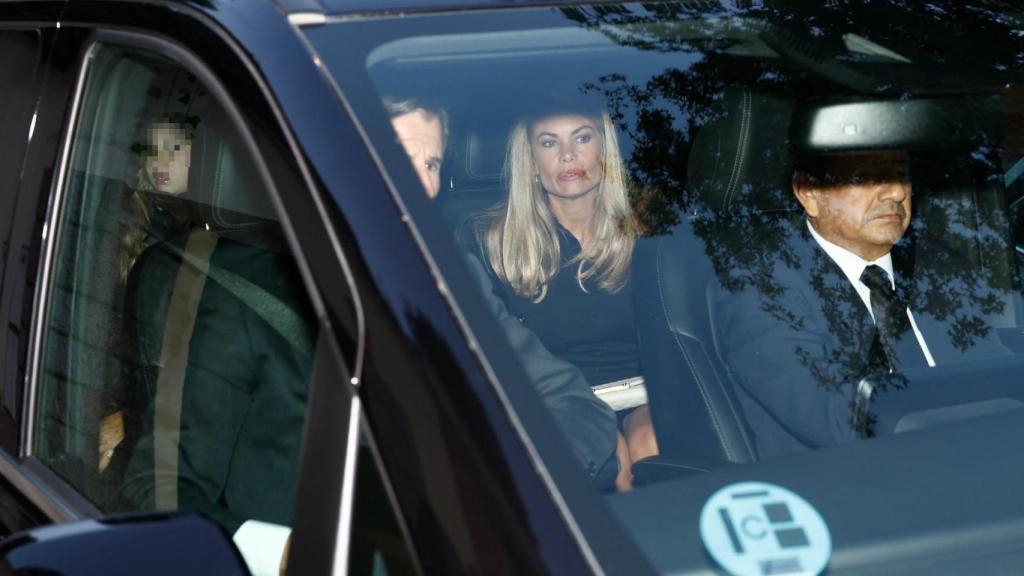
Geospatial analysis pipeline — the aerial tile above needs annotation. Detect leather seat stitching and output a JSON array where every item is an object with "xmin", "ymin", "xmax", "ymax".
[{"xmin": 656, "ymin": 238, "xmax": 736, "ymax": 461}]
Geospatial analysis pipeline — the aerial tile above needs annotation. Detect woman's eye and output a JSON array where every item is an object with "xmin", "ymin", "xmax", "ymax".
[
  {"xmin": 577, "ymin": 134, "xmax": 592, "ymax": 144},
  {"xmin": 173, "ymin": 144, "xmax": 181, "ymax": 151},
  {"xmin": 540, "ymin": 139, "xmax": 556, "ymax": 148},
  {"xmin": 425, "ymin": 160, "xmax": 440, "ymax": 173}
]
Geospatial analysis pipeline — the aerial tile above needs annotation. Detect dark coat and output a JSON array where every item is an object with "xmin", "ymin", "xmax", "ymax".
[
  {"xmin": 462, "ymin": 251, "xmax": 619, "ymax": 483},
  {"xmin": 713, "ymin": 215, "xmax": 1011, "ymax": 458},
  {"xmin": 120, "ymin": 232, "xmax": 314, "ymax": 533}
]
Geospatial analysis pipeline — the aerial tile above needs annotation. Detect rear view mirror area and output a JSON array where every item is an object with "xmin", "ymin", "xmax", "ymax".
[{"xmin": 792, "ymin": 96, "xmax": 1006, "ymax": 154}]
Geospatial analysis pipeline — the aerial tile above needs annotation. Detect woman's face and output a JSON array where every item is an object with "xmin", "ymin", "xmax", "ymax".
[
  {"xmin": 530, "ymin": 114, "xmax": 604, "ymax": 200},
  {"xmin": 142, "ymin": 123, "xmax": 192, "ymax": 196}
]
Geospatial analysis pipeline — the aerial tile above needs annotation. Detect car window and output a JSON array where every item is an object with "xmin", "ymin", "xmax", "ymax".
[
  {"xmin": 30, "ymin": 42, "xmax": 319, "ymax": 574},
  {"xmin": 307, "ymin": 2, "xmax": 1024, "ymax": 572}
]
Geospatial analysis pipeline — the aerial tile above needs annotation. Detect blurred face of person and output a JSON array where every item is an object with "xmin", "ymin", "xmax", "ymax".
[
  {"xmin": 794, "ymin": 151, "xmax": 912, "ymax": 261},
  {"xmin": 391, "ymin": 110, "xmax": 444, "ymax": 198},
  {"xmin": 530, "ymin": 114, "xmax": 604, "ymax": 200},
  {"xmin": 142, "ymin": 122, "xmax": 192, "ymax": 196}
]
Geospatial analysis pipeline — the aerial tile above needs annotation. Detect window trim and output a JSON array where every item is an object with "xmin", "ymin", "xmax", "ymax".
[
  {"xmin": 21, "ymin": 37, "xmax": 94, "ymax": 468},
  {"xmin": 11, "ymin": 34, "xmax": 99, "ymax": 522},
  {"xmin": 283, "ymin": 327, "xmax": 362, "ymax": 576}
]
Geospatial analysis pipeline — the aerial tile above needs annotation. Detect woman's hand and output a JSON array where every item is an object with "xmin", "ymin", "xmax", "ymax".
[
  {"xmin": 614, "ymin": 432, "xmax": 634, "ymax": 491},
  {"xmin": 615, "ymin": 406, "xmax": 660, "ymax": 492},
  {"xmin": 623, "ymin": 405, "xmax": 659, "ymax": 464}
]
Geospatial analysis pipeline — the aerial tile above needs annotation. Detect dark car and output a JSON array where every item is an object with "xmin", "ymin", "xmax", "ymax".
[{"xmin": 1, "ymin": 1, "xmax": 1024, "ymax": 575}]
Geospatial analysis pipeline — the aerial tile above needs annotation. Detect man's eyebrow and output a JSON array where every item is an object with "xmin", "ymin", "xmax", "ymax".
[{"xmin": 426, "ymin": 155, "xmax": 442, "ymax": 164}]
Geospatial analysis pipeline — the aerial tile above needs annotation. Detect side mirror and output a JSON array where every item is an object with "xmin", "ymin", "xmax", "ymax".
[{"xmin": 0, "ymin": 512, "xmax": 249, "ymax": 576}]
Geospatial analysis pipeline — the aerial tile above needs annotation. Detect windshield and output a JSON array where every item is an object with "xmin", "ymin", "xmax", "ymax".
[{"xmin": 307, "ymin": 1, "xmax": 1024, "ymax": 573}]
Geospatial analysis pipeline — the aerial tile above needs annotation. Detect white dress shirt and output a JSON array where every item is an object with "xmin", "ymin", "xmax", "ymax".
[{"xmin": 807, "ymin": 220, "xmax": 936, "ymax": 367}]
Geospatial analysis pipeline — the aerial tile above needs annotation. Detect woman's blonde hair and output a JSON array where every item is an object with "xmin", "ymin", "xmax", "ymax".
[
  {"xmin": 118, "ymin": 176, "xmax": 152, "ymax": 287},
  {"xmin": 483, "ymin": 111, "xmax": 635, "ymax": 302}
]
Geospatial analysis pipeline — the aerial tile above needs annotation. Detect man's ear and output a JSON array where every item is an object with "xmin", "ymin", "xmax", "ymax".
[{"xmin": 792, "ymin": 174, "xmax": 820, "ymax": 218}]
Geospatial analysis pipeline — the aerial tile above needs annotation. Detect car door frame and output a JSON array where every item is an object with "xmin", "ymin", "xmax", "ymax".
[{"xmin": 0, "ymin": 5, "xmax": 364, "ymax": 575}]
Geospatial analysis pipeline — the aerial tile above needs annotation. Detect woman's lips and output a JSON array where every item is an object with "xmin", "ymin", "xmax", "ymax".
[
  {"xmin": 558, "ymin": 169, "xmax": 586, "ymax": 181},
  {"xmin": 153, "ymin": 172, "xmax": 170, "ymax": 185}
]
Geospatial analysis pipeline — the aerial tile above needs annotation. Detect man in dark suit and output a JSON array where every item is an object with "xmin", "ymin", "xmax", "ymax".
[{"xmin": 714, "ymin": 151, "xmax": 1011, "ymax": 458}]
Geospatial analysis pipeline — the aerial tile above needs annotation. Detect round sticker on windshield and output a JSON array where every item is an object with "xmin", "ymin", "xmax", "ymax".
[{"xmin": 699, "ymin": 481, "xmax": 831, "ymax": 576}]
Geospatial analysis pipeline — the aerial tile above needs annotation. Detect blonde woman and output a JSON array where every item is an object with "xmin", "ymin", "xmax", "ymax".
[{"xmin": 479, "ymin": 106, "xmax": 657, "ymax": 489}]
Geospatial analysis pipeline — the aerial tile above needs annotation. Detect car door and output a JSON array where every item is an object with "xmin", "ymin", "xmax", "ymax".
[
  {"xmin": 0, "ymin": 4, "xmax": 413, "ymax": 575},
  {"xmin": 0, "ymin": 2, "xmax": 69, "ymax": 537}
]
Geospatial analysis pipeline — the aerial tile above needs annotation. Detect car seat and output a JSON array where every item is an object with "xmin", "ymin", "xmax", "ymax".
[{"xmin": 633, "ymin": 88, "xmax": 797, "ymax": 473}]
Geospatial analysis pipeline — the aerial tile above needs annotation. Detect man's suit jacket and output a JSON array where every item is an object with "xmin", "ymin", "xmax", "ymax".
[
  {"xmin": 462, "ymin": 252, "xmax": 619, "ymax": 483},
  {"xmin": 713, "ymin": 214, "xmax": 1011, "ymax": 459}
]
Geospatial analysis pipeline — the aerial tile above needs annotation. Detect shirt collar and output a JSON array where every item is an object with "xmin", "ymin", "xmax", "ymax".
[{"xmin": 806, "ymin": 219, "xmax": 894, "ymax": 289}]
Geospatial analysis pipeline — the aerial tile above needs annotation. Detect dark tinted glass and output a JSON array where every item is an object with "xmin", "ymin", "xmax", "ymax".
[
  {"xmin": 310, "ymin": 2, "xmax": 1024, "ymax": 572},
  {"xmin": 33, "ymin": 42, "xmax": 317, "ymax": 576}
]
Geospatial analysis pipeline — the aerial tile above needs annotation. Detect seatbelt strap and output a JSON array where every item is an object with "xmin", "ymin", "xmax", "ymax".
[
  {"xmin": 161, "ymin": 239, "xmax": 313, "ymax": 362},
  {"xmin": 153, "ymin": 230, "xmax": 217, "ymax": 510}
]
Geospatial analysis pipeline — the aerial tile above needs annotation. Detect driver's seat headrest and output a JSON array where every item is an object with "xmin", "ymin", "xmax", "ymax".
[
  {"xmin": 686, "ymin": 88, "xmax": 798, "ymax": 215},
  {"xmin": 188, "ymin": 105, "xmax": 277, "ymax": 229}
]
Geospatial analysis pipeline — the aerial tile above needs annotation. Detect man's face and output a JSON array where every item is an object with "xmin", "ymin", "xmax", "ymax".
[
  {"xmin": 391, "ymin": 110, "xmax": 444, "ymax": 198},
  {"xmin": 794, "ymin": 152, "xmax": 912, "ymax": 261}
]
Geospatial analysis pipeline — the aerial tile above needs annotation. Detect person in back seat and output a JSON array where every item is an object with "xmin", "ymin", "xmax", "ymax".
[
  {"xmin": 118, "ymin": 116, "xmax": 198, "ymax": 285},
  {"xmin": 472, "ymin": 103, "xmax": 657, "ymax": 490},
  {"xmin": 118, "ymin": 114, "xmax": 315, "ymax": 576},
  {"xmin": 386, "ymin": 96, "xmax": 621, "ymax": 486}
]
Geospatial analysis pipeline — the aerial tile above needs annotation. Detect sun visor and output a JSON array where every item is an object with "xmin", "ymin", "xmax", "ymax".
[{"xmin": 791, "ymin": 96, "xmax": 1006, "ymax": 154}]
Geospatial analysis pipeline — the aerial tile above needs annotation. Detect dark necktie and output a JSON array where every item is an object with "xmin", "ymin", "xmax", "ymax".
[{"xmin": 859, "ymin": 264, "xmax": 926, "ymax": 370}]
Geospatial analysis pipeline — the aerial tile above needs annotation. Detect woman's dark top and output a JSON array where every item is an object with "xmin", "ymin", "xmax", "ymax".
[{"xmin": 487, "ymin": 224, "xmax": 640, "ymax": 387}]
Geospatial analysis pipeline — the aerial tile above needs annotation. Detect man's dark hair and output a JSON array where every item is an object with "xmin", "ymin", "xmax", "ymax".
[
  {"xmin": 383, "ymin": 96, "xmax": 449, "ymax": 151},
  {"xmin": 792, "ymin": 151, "xmax": 910, "ymax": 188}
]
